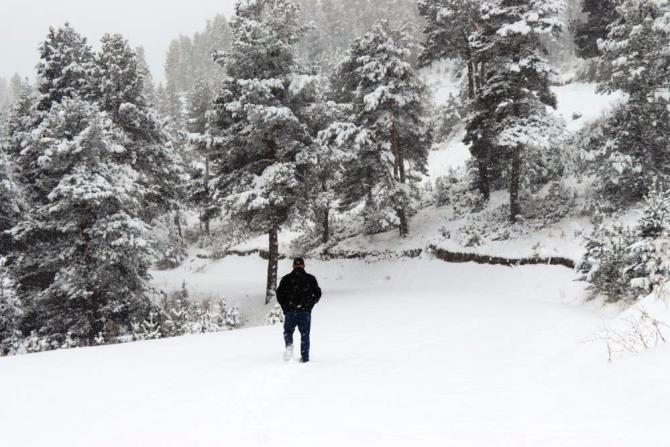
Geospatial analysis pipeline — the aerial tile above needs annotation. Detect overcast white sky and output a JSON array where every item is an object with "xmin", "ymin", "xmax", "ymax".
[{"xmin": 0, "ymin": 0, "xmax": 236, "ymax": 83}]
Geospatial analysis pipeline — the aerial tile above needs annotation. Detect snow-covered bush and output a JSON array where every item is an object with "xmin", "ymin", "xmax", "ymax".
[
  {"xmin": 265, "ymin": 304, "xmax": 285, "ymax": 326},
  {"xmin": 152, "ymin": 214, "xmax": 188, "ymax": 270},
  {"xmin": 524, "ymin": 182, "xmax": 577, "ymax": 225},
  {"xmin": 434, "ymin": 171, "xmax": 484, "ymax": 216},
  {"xmin": 579, "ymin": 185, "xmax": 670, "ymax": 302},
  {"xmin": 131, "ymin": 284, "xmax": 244, "ymax": 341},
  {"xmin": 0, "ymin": 258, "xmax": 21, "ymax": 352},
  {"xmin": 592, "ymin": 295, "xmax": 670, "ymax": 361},
  {"xmin": 457, "ymin": 224, "xmax": 484, "ymax": 248},
  {"xmin": 434, "ymin": 173, "xmax": 460, "ymax": 207},
  {"xmin": 131, "ymin": 313, "xmax": 162, "ymax": 341}
]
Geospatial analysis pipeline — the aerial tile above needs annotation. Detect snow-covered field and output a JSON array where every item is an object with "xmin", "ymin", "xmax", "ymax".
[{"xmin": 2, "ymin": 257, "xmax": 669, "ymax": 447}]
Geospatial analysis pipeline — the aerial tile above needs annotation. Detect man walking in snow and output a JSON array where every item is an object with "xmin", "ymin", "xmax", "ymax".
[{"xmin": 277, "ymin": 258, "xmax": 322, "ymax": 363}]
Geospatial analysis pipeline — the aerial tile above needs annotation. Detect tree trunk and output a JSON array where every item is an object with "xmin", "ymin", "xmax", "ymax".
[
  {"xmin": 390, "ymin": 100, "xmax": 409, "ymax": 238},
  {"xmin": 322, "ymin": 207, "xmax": 330, "ymax": 245},
  {"xmin": 204, "ymin": 155, "xmax": 211, "ymax": 236},
  {"xmin": 467, "ymin": 61, "xmax": 476, "ymax": 100},
  {"xmin": 265, "ymin": 205, "xmax": 279, "ymax": 305},
  {"xmin": 477, "ymin": 156, "xmax": 491, "ymax": 202},
  {"xmin": 174, "ymin": 211, "xmax": 183, "ymax": 239},
  {"xmin": 509, "ymin": 147, "xmax": 522, "ymax": 222},
  {"xmin": 463, "ymin": 34, "xmax": 476, "ymax": 100}
]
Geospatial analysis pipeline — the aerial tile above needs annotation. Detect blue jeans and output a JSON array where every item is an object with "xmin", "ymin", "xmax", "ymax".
[{"xmin": 284, "ymin": 311, "xmax": 311, "ymax": 361}]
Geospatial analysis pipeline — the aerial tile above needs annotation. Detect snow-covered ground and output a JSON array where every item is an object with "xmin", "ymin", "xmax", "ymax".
[{"xmin": 2, "ymin": 257, "xmax": 669, "ymax": 447}]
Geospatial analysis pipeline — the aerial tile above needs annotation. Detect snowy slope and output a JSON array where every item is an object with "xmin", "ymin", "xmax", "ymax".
[{"xmin": 2, "ymin": 258, "xmax": 669, "ymax": 447}]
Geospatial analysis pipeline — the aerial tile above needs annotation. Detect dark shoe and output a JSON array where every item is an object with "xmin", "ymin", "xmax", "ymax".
[{"xmin": 300, "ymin": 358, "xmax": 310, "ymax": 363}]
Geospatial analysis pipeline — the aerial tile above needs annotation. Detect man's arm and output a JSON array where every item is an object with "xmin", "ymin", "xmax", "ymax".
[
  {"xmin": 276, "ymin": 277, "xmax": 287, "ymax": 308},
  {"xmin": 312, "ymin": 277, "xmax": 322, "ymax": 303}
]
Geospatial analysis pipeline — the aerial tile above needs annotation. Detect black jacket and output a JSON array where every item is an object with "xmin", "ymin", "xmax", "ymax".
[{"xmin": 276, "ymin": 268, "xmax": 322, "ymax": 313}]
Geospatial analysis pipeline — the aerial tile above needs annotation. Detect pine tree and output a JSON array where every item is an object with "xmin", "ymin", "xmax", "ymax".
[
  {"xmin": 0, "ymin": 151, "xmax": 19, "ymax": 238},
  {"xmin": 599, "ymin": 0, "xmax": 670, "ymax": 101},
  {"xmin": 419, "ymin": 0, "xmax": 496, "ymax": 198},
  {"xmin": 3, "ymin": 81, "xmax": 34, "ymax": 179},
  {"xmin": 93, "ymin": 34, "xmax": 146, "ymax": 118},
  {"xmin": 92, "ymin": 34, "xmax": 184, "ymax": 222},
  {"xmin": 295, "ymin": 74, "xmax": 352, "ymax": 245},
  {"xmin": 36, "ymin": 23, "xmax": 94, "ymax": 112},
  {"xmin": 465, "ymin": 0, "xmax": 563, "ymax": 222},
  {"xmin": 0, "ymin": 77, "xmax": 8, "ymax": 119},
  {"xmin": 586, "ymin": 0, "xmax": 670, "ymax": 202},
  {"xmin": 7, "ymin": 98, "xmax": 152, "ymax": 344},
  {"xmin": 135, "ymin": 46, "xmax": 157, "ymax": 106},
  {"xmin": 418, "ymin": 0, "xmax": 483, "ymax": 99},
  {"xmin": 332, "ymin": 20, "xmax": 432, "ymax": 237},
  {"xmin": 186, "ymin": 78, "xmax": 215, "ymax": 236},
  {"xmin": 573, "ymin": 0, "xmax": 619, "ymax": 59},
  {"xmin": 212, "ymin": 0, "xmax": 312, "ymax": 304}
]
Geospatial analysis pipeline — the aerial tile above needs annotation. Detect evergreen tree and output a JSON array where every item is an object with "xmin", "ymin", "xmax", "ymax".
[
  {"xmin": 36, "ymin": 23, "xmax": 94, "ymax": 112},
  {"xmin": 418, "ymin": 0, "xmax": 483, "ymax": 99},
  {"xmin": 135, "ymin": 46, "xmax": 157, "ymax": 106},
  {"xmin": 585, "ymin": 0, "xmax": 670, "ymax": 202},
  {"xmin": 7, "ymin": 98, "xmax": 152, "ymax": 344},
  {"xmin": 92, "ymin": 34, "xmax": 184, "ymax": 222},
  {"xmin": 93, "ymin": 34, "xmax": 146, "ymax": 117},
  {"xmin": 332, "ymin": 20, "xmax": 432, "ymax": 237},
  {"xmin": 418, "ymin": 0, "xmax": 493, "ymax": 198},
  {"xmin": 164, "ymin": 16, "xmax": 232, "ymax": 96},
  {"xmin": 573, "ymin": 0, "xmax": 619, "ymax": 59},
  {"xmin": 3, "ymin": 81, "xmax": 34, "ymax": 168},
  {"xmin": 156, "ymin": 83, "xmax": 185, "ymax": 128},
  {"xmin": 212, "ymin": 0, "xmax": 312, "ymax": 304},
  {"xmin": 294, "ymin": 74, "xmax": 351, "ymax": 245},
  {"xmin": 186, "ymin": 78, "xmax": 216, "ymax": 235},
  {"xmin": 599, "ymin": 0, "xmax": 670, "ymax": 101},
  {"xmin": 0, "ymin": 77, "xmax": 8, "ymax": 117},
  {"xmin": 465, "ymin": 0, "xmax": 563, "ymax": 221},
  {"xmin": 0, "ymin": 151, "xmax": 19, "ymax": 238}
]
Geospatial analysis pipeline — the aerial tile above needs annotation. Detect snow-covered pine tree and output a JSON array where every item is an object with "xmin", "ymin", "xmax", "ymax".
[
  {"xmin": 0, "ymin": 150, "xmax": 20, "ymax": 238},
  {"xmin": 0, "ymin": 77, "xmax": 8, "ymax": 122},
  {"xmin": 587, "ymin": 0, "xmax": 670, "ymax": 202},
  {"xmin": 419, "ymin": 0, "xmax": 495, "ymax": 198},
  {"xmin": 92, "ymin": 33, "xmax": 185, "ymax": 227},
  {"xmin": 186, "ymin": 78, "xmax": 216, "ymax": 236},
  {"xmin": 135, "ymin": 46, "xmax": 157, "ymax": 106},
  {"xmin": 155, "ymin": 83, "xmax": 183, "ymax": 127},
  {"xmin": 418, "ymin": 0, "xmax": 483, "ymax": 99},
  {"xmin": 2, "ymin": 81, "xmax": 34, "ymax": 199},
  {"xmin": 93, "ymin": 33, "xmax": 146, "ymax": 117},
  {"xmin": 211, "ymin": 0, "xmax": 312, "ymax": 304},
  {"xmin": 573, "ymin": 0, "xmax": 619, "ymax": 59},
  {"xmin": 285, "ymin": 72, "xmax": 352, "ymax": 246},
  {"xmin": 599, "ymin": 0, "xmax": 670, "ymax": 102},
  {"xmin": 628, "ymin": 182, "xmax": 670, "ymax": 294},
  {"xmin": 579, "ymin": 183, "xmax": 670, "ymax": 302},
  {"xmin": 465, "ymin": 0, "xmax": 563, "ymax": 222},
  {"xmin": 36, "ymin": 23, "xmax": 94, "ymax": 112},
  {"xmin": 7, "ymin": 98, "xmax": 153, "ymax": 344},
  {"xmin": 333, "ymin": 20, "xmax": 432, "ymax": 237},
  {"xmin": 306, "ymin": 108, "xmax": 355, "ymax": 245}
]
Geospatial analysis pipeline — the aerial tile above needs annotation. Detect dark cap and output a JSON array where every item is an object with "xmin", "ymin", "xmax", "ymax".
[{"xmin": 293, "ymin": 257, "xmax": 305, "ymax": 267}]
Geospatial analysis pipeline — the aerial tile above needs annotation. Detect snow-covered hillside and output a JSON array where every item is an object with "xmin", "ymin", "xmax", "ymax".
[{"xmin": 2, "ymin": 257, "xmax": 669, "ymax": 447}]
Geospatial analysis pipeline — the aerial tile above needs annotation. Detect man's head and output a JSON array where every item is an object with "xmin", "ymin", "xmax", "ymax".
[{"xmin": 293, "ymin": 257, "xmax": 305, "ymax": 269}]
